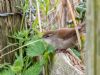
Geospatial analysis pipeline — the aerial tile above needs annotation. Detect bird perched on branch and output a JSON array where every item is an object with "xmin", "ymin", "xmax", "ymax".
[{"xmin": 42, "ymin": 23, "xmax": 85, "ymax": 50}]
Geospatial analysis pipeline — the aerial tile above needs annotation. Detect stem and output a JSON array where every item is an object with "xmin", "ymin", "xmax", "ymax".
[
  {"xmin": 29, "ymin": 0, "xmax": 33, "ymax": 28},
  {"xmin": 0, "ymin": 39, "xmax": 42, "ymax": 58},
  {"xmin": 36, "ymin": 0, "xmax": 42, "ymax": 32},
  {"xmin": 0, "ymin": 43, "xmax": 18, "ymax": 52},
  {"xmin": 67, "ymin": 0, "xmax": 82, "ymax": 49}
]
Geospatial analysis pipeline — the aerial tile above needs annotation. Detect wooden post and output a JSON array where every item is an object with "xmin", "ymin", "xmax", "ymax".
[
  {"xmin": 86, "ymin": 0, "xmax": 100, "ymax": 75},
  {"xmin": 0, "ymin": 0, "xmax": 22, "ymax": 63}
]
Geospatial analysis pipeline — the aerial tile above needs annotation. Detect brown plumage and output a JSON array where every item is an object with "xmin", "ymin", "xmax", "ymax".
[{"xmin": 42, "ymin": 24, "xmax": 85, "ymax": 50}]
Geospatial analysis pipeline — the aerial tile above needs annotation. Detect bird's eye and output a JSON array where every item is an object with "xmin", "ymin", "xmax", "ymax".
[
  {"xmin": 45, "ymin": 35, "xmax": 50, "ymax": 38},
  {"xmin": 43, "ymin": 33, "xmax": 53, "ymax": 38}
]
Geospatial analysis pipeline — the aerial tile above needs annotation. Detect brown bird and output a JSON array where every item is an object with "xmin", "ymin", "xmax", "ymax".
[
  {"xmin": 42, "ymin": 24, "xmax": 85, "ymax": 72},
  {"xmin": 42, "ymin": 24, "xmax": 85, "ymax": 50}
]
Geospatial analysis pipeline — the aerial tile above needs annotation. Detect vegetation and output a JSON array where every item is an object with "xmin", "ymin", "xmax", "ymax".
[{"xmin": 0, "ymin": 0, "xmax": 86, "ymax": 75}]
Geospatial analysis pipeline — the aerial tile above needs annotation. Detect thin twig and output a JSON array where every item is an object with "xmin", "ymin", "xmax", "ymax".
[
  {"xmin": 67, "ymin": 0, "xmax": 81, "ymax": 49},
  {"xmin": 0, "ymin": 43, "xmax": 18, "ymax": 52},
  {"xmin": 0, "ymin": 39, "xmax": 42, "ymax": 58},
  {"xmin": 29, "ymin": 0, "xmax": 33, "ymax": 28},
  {"xmin": 48, "ymin": 10, "xmax": 57, "ymax": 25},
  {"xmin": 36, "ymin": 0, "xmax": 42, "ymax": 32}
]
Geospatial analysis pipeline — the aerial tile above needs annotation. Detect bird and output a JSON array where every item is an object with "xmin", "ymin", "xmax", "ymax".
[
  {"xmin": 42, "ymin": 24, "xmax": 85, "ymax": 73},
  {"xmin": 42, "ymin": 23, "xmax": 85, "ymax": 50}
]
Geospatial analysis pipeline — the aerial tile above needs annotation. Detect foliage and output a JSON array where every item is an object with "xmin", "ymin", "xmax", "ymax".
[
  {"xmin": 0, "ymin": 69, "xmax": 15, "ymax": 75},
  {"xmin": 75, "ymin": 2, "xmax": 86, "ymax": 21},
  {"xmin": 26, "ymin": 39, "xmax": 54, "ymax": 57},
  {"xmin": 26, "ymin": 39, "xmax": 46, "ymax": 57},
  {"xmin": 0, "ymin": 31, "xmax": 54, "ymax": 75},
  {"xmin": 71, "ymin": 48, "xmax": 81, "ymax": 58},
  {"xmin": 11, "ymin": 56, "xmax": 23, "ymax": 73},
  {"xmin": 0, "ymin": 0, "xmax": 86, "ymax": 75},
  {"xmin": 0, "ymin": 0, "xmax": 55, "ymax": 75},
  {"xmin": 22, "ymin": 58, "xmax": 45, "ymax": 75}
]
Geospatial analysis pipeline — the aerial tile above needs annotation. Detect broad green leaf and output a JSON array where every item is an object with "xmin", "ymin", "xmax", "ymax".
[{"xmin": 26, "ymin": 39, "xmax": 46, "ymax": 57}]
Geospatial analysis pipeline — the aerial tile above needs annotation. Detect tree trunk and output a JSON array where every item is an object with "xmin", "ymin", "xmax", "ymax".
[{"xmin": 0, "ymin": 0, "xmax": 22, "ymax": 63}]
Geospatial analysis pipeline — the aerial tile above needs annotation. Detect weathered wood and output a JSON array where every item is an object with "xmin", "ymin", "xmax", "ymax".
[
  {"xmin": 86, "ymin": 0, "xmax": 100, "ymax": 75},
  {"xmin": 50, "ymin": 53, "xmax": 84, "ymax": 75},
  {"xmin": 0, "ymin": 0, "xmax": 22, "ymax": 63}
]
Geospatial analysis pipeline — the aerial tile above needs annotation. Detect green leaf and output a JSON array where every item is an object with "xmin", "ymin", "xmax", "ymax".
[
  {"xmin": 23, "ymin": 0, "xmax": 29, "ymax": 12},
  {"xmin": 13, "ymin": 30, "xmax": 30, "ymax": 43},
  {"xmin": 75, "ymin": 2, "xmax": 86, "ymax": 19},
  {"xmin": 26, "ymin": 39, "xmax": 46, "ymax": 57},
  {"xmin": 11, "ymin": 56, "xmax": 23, "ymax": 73},
  {"xmin": 45, "ymin": 0, "xmax": 50, "ymax": 15},
  {"xmin": 47, "ymin": 44, "xmax": 55, "ymax": 53},
  {"xmin": 0, "ymin": 69, "xmax": 15, "ymax": 75},
  {"xmin": 71, "ymin": 48, "xmax": 80, "ymax": 58},
  {"xmin": 23, "ymin": 58, "xmax": 45, "ymax": 75}
]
